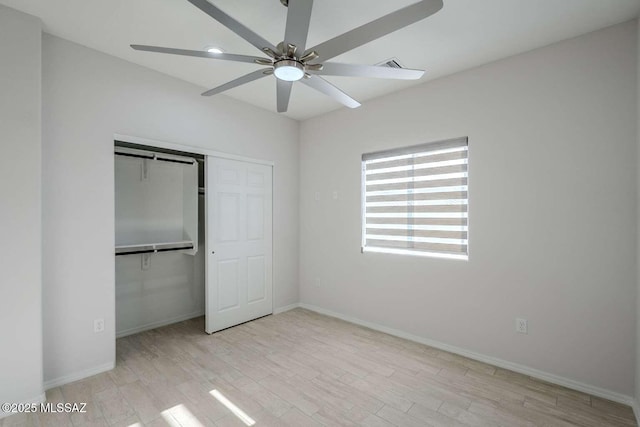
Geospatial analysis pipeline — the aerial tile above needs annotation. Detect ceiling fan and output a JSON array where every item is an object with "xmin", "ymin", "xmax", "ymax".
[{"xmin": 131, "ymin": 0, "xmax": 443, "ymax": 113}]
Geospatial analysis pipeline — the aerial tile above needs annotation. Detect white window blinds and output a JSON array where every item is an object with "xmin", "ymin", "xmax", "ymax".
[{"xmin": 362, "ymin": 137, "xmax": 468, "ymax": 259}]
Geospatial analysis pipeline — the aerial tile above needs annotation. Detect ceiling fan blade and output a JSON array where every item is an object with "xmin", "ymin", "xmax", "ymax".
[
  {"xmin": 201, "ymin": 69, "xmax": 270, "ymax": 96},
  {"xmin": 187, "ymin": 0, "xmax": 277, "ymax": 52},
  {"xmin": 277, "ymin": 79, "xmax": 293, "ymax": 113},
  {"xmin": 284, "ymin": 0, "xmax": 314, "ymax": 56},
  {"xmin": 305, "ymin": 0, "xmax": 443, "ymax": 61},
  {"xmin": 313, "ymin": 62, "xmax": 424, "ymax": 80},
  {"xmin": 300, "ymin": 75, "xmax": 361, "ymax": 108},
  {"xmin": 131, "ymin": 45, "xmax": 265, "ymax": 65}
]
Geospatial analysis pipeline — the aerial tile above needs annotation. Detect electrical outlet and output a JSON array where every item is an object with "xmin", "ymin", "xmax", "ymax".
[
  {"xmin": 314, "ymin": 191, "xmax": 320, "ymax": 201},
  {"xmin": 332, "ymin": 191, "xmax": 338, "ymax": 200},
  {"xmin": 516, "ymin": 318, "xmax": 528, "ymax": 334},
  {"xmin": 94, "ymin": 318, "xmax": 105, "ymax": 333}
]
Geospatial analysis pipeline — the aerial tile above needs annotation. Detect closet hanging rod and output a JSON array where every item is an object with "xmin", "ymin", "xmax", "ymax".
[
  {"xmin": 115, "ymin": 244, "xmax": 194, "ymax": 256},
  {"xmin": 114, "ymin": 151, "xmax": 195, "ymax": 165}
]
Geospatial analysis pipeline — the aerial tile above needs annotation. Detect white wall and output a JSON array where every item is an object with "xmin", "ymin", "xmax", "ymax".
[
  {"xmin": 300, "ymin": 21, "xmax": 637, "ymax": 396},
  {"xmin": 42, "ymin": 34, "xmax": 299, "ymax": 386},
  {"xmin": 636, "ymin": 18, "xmax": 640, "ymax": 414},
  {"xmin": 0, "ymin": 5, "xmax": 44, "ymax": 411}
]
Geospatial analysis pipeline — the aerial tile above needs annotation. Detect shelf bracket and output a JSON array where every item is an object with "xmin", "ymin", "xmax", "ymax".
[
  {"xmin": 141, "ymin": 158, "xmax": 150, "ymax": 181},
  {"xmin": 141, "ymin": 253, "xmax": 151, "ymax": 270}
]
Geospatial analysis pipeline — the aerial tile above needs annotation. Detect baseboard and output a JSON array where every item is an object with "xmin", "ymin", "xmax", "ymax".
[
  {"xmin": 274, "ymin": 303, "xmax": 300, "ymax": 314},
  {"xmin": 299, "ymin": 303, "xmax": 636, "ymax": 408},
  {"xmin": 116, "ymin": 310, "xmax": 204, "ymax": 338},
  {"xmin": 43, "ymin": 362, "xmax": 115, "ymax": 390},
  {"xmin": 0, "ymin": 392, "xmax": 46, "ymax": 419}
]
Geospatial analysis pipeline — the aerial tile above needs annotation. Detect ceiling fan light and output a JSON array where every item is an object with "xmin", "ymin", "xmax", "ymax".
[
  {"xmin": 273, "ymin": 60, "xmax": 305, "ymax": 81},
  {"xmin": 206, "ymin": 46, "xmax": 224, "ymax": 54}
]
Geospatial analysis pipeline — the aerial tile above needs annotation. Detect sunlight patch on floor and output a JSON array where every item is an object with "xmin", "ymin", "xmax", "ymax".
[
  {"xmin": 210, "ymin": 389, "xmax": 256, "ymax": 426},
  {"xmin": 161, "ymin": 404, "xmax": 204, "ymax": 427}
]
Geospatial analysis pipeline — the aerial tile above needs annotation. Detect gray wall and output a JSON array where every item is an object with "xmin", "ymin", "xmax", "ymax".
[
  {"xmin": 299, "ymin": 21, "xmax": 637, "ymax": 396},
  {"xmin": 0, "ymin": 5, "xmax": 44, "ymax": 409},
  {"xmin": 42, "ymin": 34, "xmax": 299, "ymax": 386},
  {"xmin": 637, "ymin": 17, "xmax": 640, "ymax": 411}
]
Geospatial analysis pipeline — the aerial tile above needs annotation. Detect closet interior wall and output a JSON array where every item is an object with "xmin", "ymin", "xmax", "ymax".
[{"xmin": 114, "ymin": 141, "xmax": 205, "ymax": 337}]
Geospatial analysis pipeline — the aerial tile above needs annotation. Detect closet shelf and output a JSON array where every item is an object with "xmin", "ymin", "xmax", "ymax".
[
  {"xmin": 114, "ymin": 149, "xmax": 196, "ymax": 165},
  {"xmin": 115, "ymin": 240, "xmax": 194, "ymax": 256}
]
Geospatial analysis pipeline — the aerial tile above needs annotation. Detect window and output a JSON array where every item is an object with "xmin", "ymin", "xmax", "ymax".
[{"xmin": 361, "ymin": 137, "xmax": 468, "ymax": 260}]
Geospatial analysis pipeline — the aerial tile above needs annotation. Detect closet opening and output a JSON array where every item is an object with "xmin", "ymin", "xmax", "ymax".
[{"xmin": 114, "ymin": 140, "xmax": 206, "ymax": 338}]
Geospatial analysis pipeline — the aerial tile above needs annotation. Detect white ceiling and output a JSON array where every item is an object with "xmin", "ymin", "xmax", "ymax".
[{"xmin": 3, "ymin": 0, "xmax": 640, "ymax": 120}]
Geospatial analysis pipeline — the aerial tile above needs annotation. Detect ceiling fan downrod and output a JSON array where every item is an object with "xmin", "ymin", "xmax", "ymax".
[{"xmin": 256, "ymin": 42, "xmax": 322, "ymax": 82}]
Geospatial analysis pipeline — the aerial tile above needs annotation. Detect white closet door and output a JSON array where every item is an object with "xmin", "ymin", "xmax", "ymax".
[{"xmin": 205, "ymin": 156, "xmax": 273, "ymax": 333}]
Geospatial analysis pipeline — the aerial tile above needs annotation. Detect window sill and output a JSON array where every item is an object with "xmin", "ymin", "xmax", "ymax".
[{"xmin": 362, "ymin": 246, "xmax": 468, "ymax": 261}]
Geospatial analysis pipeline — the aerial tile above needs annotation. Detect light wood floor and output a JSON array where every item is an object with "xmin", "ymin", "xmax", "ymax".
[{"xmin": 2, "ymin": 308, "xmax": 637, "ymax": 427}]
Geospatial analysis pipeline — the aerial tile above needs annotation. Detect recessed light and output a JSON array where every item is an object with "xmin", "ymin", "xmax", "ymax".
[{"xmin": 206, "ymin": 46, "xmax": 224, "ymax": 54}]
